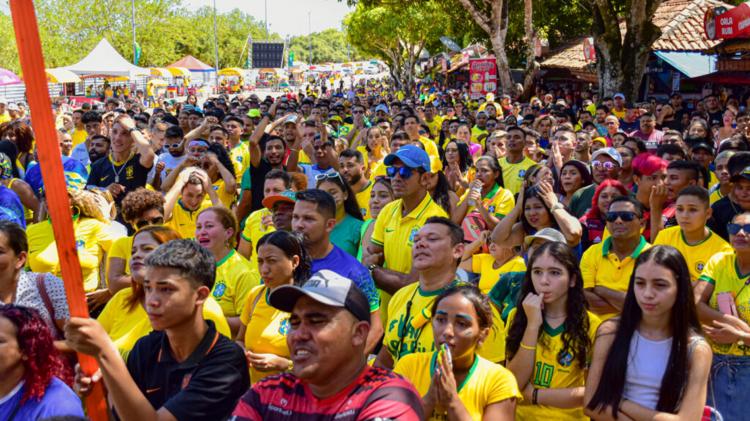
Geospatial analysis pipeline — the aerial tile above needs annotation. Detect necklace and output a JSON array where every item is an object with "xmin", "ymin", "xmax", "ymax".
[{"xmin": 109, "ymin": 152, "xmax": 134, "ymax": 183}]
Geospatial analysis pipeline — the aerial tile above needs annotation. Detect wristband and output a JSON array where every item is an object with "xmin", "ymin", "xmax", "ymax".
[
  {"xmin": 520, "ymin": 342, "xmax": 536, "ymax": 351},
  {"xmin": 532, "ymin": 388, "xmax": 539, "ymax": 405}
]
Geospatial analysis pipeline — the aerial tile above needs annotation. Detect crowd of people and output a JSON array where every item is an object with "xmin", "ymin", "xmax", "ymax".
[{"xmin": 1, "ymin": 80, "xmax": 750, "ymax": 420}]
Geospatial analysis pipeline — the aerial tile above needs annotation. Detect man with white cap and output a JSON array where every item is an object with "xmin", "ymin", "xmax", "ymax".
[
  {"xmin": 0, "ymin": 98, "xmax": 9, "ymax": 125},
  {"xmin": 568, "ymin": 147, "xmax": 623, "ymax": 217},
  {"xmin": 231, "ymin": 270, "xmax": 423, "ymax": 421}
]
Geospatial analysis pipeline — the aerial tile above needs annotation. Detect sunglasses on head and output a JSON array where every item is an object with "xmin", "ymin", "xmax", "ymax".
[
  {"xmin": 135, "ymin": 216, "xmax": 164, "ymax": 229},
  {"xmin": 605, "ymin": 211, "xmax": 638, "ymax": 223},
  {"xmin": 315, "ymin": 172, "xmax": 344, "ymax": 183},
  {"xmin": 728, "ymin": 223, "xmax": 750, "ymax": 236},
  {"xmin": 386, "ymin": 166, "xmax": 416, "ymax": 179},
  {"xmin": 592, "ymin": 161, "xmax": 616, "ymax": 170}
]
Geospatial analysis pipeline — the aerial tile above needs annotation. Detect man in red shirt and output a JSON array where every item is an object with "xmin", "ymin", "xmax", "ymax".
[{"xmin": 232, "ymin": 270, "xmax": 423, "ymax": 421}]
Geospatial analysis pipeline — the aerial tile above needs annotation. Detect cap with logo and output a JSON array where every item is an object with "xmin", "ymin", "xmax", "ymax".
[
  {"xmin": 247, "ymin": 109, "xmax": 261, "ymax": 118},
  {"xmin": 523, "ymin": 227, "xmax": 567, "ymax": 248},
  {"xmin": 690, "ymin": 142, "xmax": 714, "ymax": 155},
  {"xmin": 262, "ymin": 190, "xmax": 296, "ymax": 210},
  {"xmin": 269, "ymin": 269, "xmax": 371, "ymax": 323},
  {"xmin": 384, "ymin": 144, "xmax": 431, "ymax": 173},
  {"xmin": 731, "ymin": 165, "xmax": 750, "ymax": 183},
  {"xmin": 591, "ymin": 147, "xmax": 623, "ymax": 166}
]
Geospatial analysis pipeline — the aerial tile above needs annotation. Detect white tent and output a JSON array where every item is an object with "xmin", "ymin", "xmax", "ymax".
[{"xmin": 60, "ymin": 38, "xmax": 149, "ymax": 78}]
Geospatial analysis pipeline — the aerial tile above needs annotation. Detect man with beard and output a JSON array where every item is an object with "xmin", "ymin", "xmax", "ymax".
[
  {"xmin": 86, "ymin": 135, "xmax": 111, "ymax": 166},
  {"xmin": 339, "ymin": 149, "xmax": 372, "ymax": 219},
  {"xmin": 70, "ymin": 111, "xmax": 105, "ymax": 166},
  {"xmin": 238, "ymin": 170, "xmax": 291, "ymax": 266},
  {"xmin": 292, "ymin": 189, "xmax": 383, "ymax": 354}
]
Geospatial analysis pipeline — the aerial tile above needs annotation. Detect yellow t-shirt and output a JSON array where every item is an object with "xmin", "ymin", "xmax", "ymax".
[
  {"xmin": 653, "ymin": 226, "xmax": 732, "ymax": 282},
  {"xmin": 166, "ymin": 199, "xmax": 212, "ymax": 239},
  {"xmin": 213, "ymin": 250, "xmax": 261, "ymax": 318},
  {"xmin": 240, "ymin": 208, "xmax": 275, "ymax": 272},
  {"xmin": 499, "ymin": 156, "xmax": 537, "ymax": 195},
  {"xmin": 458, "ymin": 183, "xmax": 515, "ymax": 220},
  {"xmin": 394, "ymin": 352, "xmax": 521, "ymax": 421},
  {"xmin": 106, "ymin": 235, "xmax": 133, "ymax": 286},
  {"xmin": 473, "ymin": 254, "xmax": 526, "ymax": 294},
  {"xmin": 580, "ymin": 236, "xmax": 651, "ymax": 320},
  {"xmin": 72, "ymin": 128, "xmax": 88, "ymax": 148},
  {"xmin": 699, "ymin": 251, "xmax": 750, "ymax": 356},
  {"xmin": 471, "ymin": 126, "xmax": 488, "ymax": 144},
  {"xmin": 98, "ymin": 287, "xmax": 230, "ymax": 359},
  {"xmin": 506, "ymin": 308, "xmax": 601, "ymax": 420},
  {"xmin": 230, "ymin": 142, "xmax": 251, "ymax": 181},
  {"xmin": 383, "ymin": 282, "xmax": 506, "ymax": 364},
  {"xmin": 0, "ymin": 112, "xmax": 10, "ymax": 125},
  {"xmin": 418, "ymin": 136, "xmax": 443, "ymax": 173},
  {"xmin": 371, "ymin": 193, "xmax": 448, "ymax": 274},
  {"xmin": 369, "ymin": 160, "xmax": 387, "ymax": 181},
  {"xmin": 354, "ymin": 180, "xmax": 374, "ymax": 220},
  {"xmin": 212, "ymin": 179, "xmax": 237, "ymax": 209},
  {"xmin": 240, "ymin": 285, "xmax": 290, "ymax": 384},
  {"xmin": 26, "ymin": 218, "xmax": 120, "ymax": 292},
  {"xmin": 424, "ymin": 115, "xmax": 444, "ymax": 138},
  {"xmin": 709, "ymin": 183, "xmax": 724, "ymax": 205}
]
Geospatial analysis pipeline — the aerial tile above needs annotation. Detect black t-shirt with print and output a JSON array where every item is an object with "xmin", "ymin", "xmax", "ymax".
[{"xmin": 87, "ymin": 153, "xmax": 152, "ymax": 204}]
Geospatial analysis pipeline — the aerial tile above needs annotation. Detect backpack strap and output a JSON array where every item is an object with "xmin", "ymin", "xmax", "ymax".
[{"xmin": 36, "ymin": 273, "xmax": 63, "ymax": 339}]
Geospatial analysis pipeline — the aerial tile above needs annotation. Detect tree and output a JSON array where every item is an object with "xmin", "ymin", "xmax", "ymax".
[
  {"xmin": 289, "ymin": 29, "xmax": 362, "ymax": 65},
  {"xmin": 344, "ymin": 1, "xmax": 446, "ymax": 92}
]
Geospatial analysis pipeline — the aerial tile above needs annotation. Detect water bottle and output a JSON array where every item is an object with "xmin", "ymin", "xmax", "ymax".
[{"xmin": 468, "ymin": 184, "xmax": 481, "ymax": 207}]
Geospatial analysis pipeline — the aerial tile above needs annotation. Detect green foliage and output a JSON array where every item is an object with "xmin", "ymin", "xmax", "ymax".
[
  {"xmin": 288, "ymin": 28, "xmax": 362, "ymax": 64},
  {"xmin": 0, "ymin": 0, "xmax": 279, "ymax": 73}
]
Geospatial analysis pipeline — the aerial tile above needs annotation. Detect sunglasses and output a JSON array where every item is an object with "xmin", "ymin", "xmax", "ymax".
[
  {"xmin": 135, "ymin": 216, "xmax": 164, "ymax": 229},
  {"xmin": 728, "ymin": 223, "xmax": 750, "ymax": 236},
  {"xmin": 315, "ymin": 172, "xmax": 344, "ymax": 183},
  {"xmin": 605, "ymin": 211, "xmax": 638, "ymax": 223},
  {"xmin": 168, "ymin": 142, "xmax": 183, "ymax": 148},
  {"xmin": 386, "ymin": 166, "xmax": 416, "ymax": 179},
  {"xmin": 592, "ymin": 161, "xmax": 616, "ymax": 170},
  {"xmin": 352, "ymin": 110, "xmax": 364, "ymax": 115}
]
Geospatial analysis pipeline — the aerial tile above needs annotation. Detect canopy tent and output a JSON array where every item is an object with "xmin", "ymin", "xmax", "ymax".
[
  {"xmin": 218, "ymin": 67, "xmax": 246, "ymax": 77},
  {"xmin": 46, "ymin": 68, "xmax": 81, "ymax": 83},
  {"xmin": 169, "ymin": 55, "xmax": 215, "ymax": 72},
  {"xmin": 167, "ymin": 67, "xmax": 191, "ymax": 77},
  {"xmin": 60, "ymin": 38, "xmax": 149, "ymax": 78},
  {"xmin": 0, "ymin": 68, "xmax": 21, "ymax": 86},
  {"xmin": 150, "ymin": 67, "xmax": 171, "ymax": 78}
]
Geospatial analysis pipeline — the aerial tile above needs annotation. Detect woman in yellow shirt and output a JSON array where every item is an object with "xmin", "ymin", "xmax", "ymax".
[
  {"xmin": 235, "ymin": 230, "xmax": 311, "ymax": 383},
  {"xmin": 196, "ymin": 206, "xmax": 260, "ymax": 337},
  {"xmin": 394, "ymin": 284, "xmax": 519, "ymax": 420},
  {"xmin": 97, "ymin": 225, "xmax": 230, "ymax": 358},
  {"xmin": 353, "ymin": 126, "xmax": 388, "ymax": 177},
  {"xmin": 505, "ymin": 241, "xmax": 601, "ymax": 420}
]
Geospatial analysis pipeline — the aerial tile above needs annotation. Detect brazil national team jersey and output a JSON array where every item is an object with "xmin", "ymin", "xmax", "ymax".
[
  {"xmin": 653, "ymin": 226, "xmax": 732, "ymax": 282},
  {"xmin": 213, "ymin": 250, "xmax": 261, "ymax": 318},
  {"xmin": 506, "ymin": 308, "xmax": 601, "ymax": 420}
]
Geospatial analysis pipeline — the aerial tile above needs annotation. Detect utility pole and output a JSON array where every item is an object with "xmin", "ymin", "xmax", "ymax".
[
  {"xmin": 265, "ymin": 0, "xmax": 269, "ymax": 40},
  {"xmin": 131, "ymin": 0, "xmax": 136, "ymax": 64},
  {"xmin": 213, "ymin": 0, "xmax": 220, "ymax": 85},
  {"xmin": 308, "ymin": 11, "xmax": 312, "ymax": 65}
]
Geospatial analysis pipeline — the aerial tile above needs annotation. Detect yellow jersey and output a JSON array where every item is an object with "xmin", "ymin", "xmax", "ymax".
[
  {"xmin": 72, "ymin": 128, "xmax": 88, "ymax": 148},
  {"xmin": 458, "ymin": 183, "xmax": 515, "ymax": 220},
  {"xmin": 506, "ymin": 308, "xmax": 601, "ymax": 421},
  {"xmin": 499, "ymin": 156, "xmax": 537, "ymax": 195},
  {"xmin": 26, "ymin": 218, "xmax": 121, "ymax": 292},
  {"xmin": 473, "ymin": 254, "xmax": 526, "ymax": 294},
  {"xmin": 106, "ymin": 235, "xmax": 133, "ymax": 286},
  {"xmin": 212, "ymin": 179, "xmax": 237, "ymax": 209},
  {"xmin": 709, "ymin": 184, "xmax": 724, "ymax": 205},
  {"xmin": 213, "ymin": 250, "xmax": 261, "ymax": 318},
  {"xmin": 371, "ymin": 193, "xmax": 448, "ymax": 275},
  {"xmin": 580, "ymin": 236, "xmax": 650, "ymax": 320},
  {"xmin": 653, "ymin": 226, "xmax": 732, "ymax": 282},
  {"xmin": 424, "ymin": 115, "xmax": 444, "ymax": 138},
  {"xmin": 383, "ymin": 282, "xmax": 506, "ymax": 364},
  {"xmin": 417, "ymin": 136, "xmax": 443, "ymax": 173},
  {"xmin": 394, "ymin": 352, "xmax": 521, "ymax": 421},
  {"xmin": 166, "ymin": 199, "xmax": 212, "ymax": 239},
  {"xmin": 354, "ymin": 180, "xmax": 374, "ymax": 220},
  {"xmin": 98, "ymin": 286, "xmax": 230, "ymax": 360},
  {"xmin": 240, "ymin": 285, "xmax": 291, "ymax": 384},
  {"xmin": 240, "ymin": 208, "xmax": 275, "ymax": 272},
  {"xmin": 230, "ymin": 142, "xmax": 251, "ymax": 181},
  {"xmin": 699, "ymin": 251, "xmax": 750, "ymax": 356}
]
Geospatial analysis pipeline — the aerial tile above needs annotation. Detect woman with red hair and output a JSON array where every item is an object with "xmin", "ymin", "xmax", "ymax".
[
  {"xmin": 0, "ymin": 304, "xmax": 84, "ymax": 420},
  {"xmin": 579, "ymin": 179, "xmax": 629, "ymax": 251}
]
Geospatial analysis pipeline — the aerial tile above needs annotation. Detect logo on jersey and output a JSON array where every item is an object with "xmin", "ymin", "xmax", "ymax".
[
  {"xmin": 518, "ymin": 169, "xmax": 526, "ymax": 178},
  {"xmin": 408, "ymin": 226, "xmax": 420, "ymax": 243},
  {"xmin": 75, "ymin": 240, "xmax": 85, "ymax": 249},
  {"xmin": 279, "ymin": 319, "xmax": 290, "ymax": 335},
  {"xmin": 213, "ymin": 282, "xmax": 226, "ymax": 298},
  {"xmin": 488, "ymin": 205, "xmax": 496, "ymax": 213},
  {"xmin": 558, "ymin": 351, "xmax": 574, "ymax": 367},
  {"xmin": 696, "ymin": 262, "xmax": 705, "ymax": 272},
  {"xmin": 126, "ymin": 165, "xmax": 134, "ymax": 180}
]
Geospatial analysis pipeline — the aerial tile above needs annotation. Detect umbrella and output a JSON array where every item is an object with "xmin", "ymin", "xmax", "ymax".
[{"xmin": 0, "ymin": 68, "xmax": 21, "ymax": 86}]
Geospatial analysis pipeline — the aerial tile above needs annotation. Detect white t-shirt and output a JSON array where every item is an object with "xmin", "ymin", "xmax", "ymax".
[
  {"xmin": 155, "ymin": 152, "xmax": 187, "ymax": 182},
  {"xmin": 14, "ymin": 271, "xmax": 70, "ymax": 334}
]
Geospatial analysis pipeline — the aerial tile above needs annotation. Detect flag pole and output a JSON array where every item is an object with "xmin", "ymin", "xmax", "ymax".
[
  {"xmin": 8, "ymin": 1, "xmax": 108, "ymax": 420},
  {"xmin": 131, "ymin": 0, "xmax": 137, "ymax": 64}
]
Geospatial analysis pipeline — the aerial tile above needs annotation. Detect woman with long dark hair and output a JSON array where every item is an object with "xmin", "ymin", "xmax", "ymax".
[
  {"xmin": 453, "ymin": 155, "xmax": 512, "ymax": 231},
  {"xmin": 236, "ymin": 231, "xmax": 312, "ymax": 383},
  {"xmin": 558, "ymin": 160, "xmax": 592, "ymax": 207},
  {"xmin": 316, "ymin": 172, "xmax": 364, "ymax": 257},
  {"xmin": 0, "ymin": 305, "xmax": 84, "ymax": 419},
  {"xmin": 442, "ymin": 140, "xmax": 473, "ymax": 195},
  {"xmin": 585, "ymin": 245, "xmax": 712, "ymax": 420},
  {"xmin": 505, "ymin": 242, "xmax": 599, "ymax": 420},
  {"xmin": 395, "ymin": 284, "xmax": 519, "ymax": 420},
  {"xmin": 424, "ymin": 170, "xmax": 459, "ymax": 218}
]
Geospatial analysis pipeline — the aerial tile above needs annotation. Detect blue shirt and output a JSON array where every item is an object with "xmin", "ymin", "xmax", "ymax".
[
  {"xmin": 312, "ymin": 244, "xmax": 380, "ymax": 312},
  {"xmin": 0, "ymin": 378, "xmax": 84, "ymax": 420},
  {"xmin": 0, "ymin": 184, "xmax": 25, "ymax": 228},
  {"xmin": 24, "ymin": 156, "xmax": 89, "ymax": 197}
]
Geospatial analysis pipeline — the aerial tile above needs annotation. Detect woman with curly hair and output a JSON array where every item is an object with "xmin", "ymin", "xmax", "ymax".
[
  {"xmin": 505, "ymin": 242, "xmax": 600, "ymax": 420},
  {"xmin": 106, "ymin": 188, "xmax": 166, "ymax": 296},
  {"xmin": 0, "ymin": 304, "xmax": 84, "ymax": 419}
]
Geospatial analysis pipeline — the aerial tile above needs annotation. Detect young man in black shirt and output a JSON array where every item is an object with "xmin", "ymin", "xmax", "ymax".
[
  {"xmin": 710, "ymin": 152, "xmax": 750, "ymax": 240},
  {"xmin": 66, "ymin": 239, "xmax": 249, "ymax": 421},
  {"xmin": 86, "ymin": 114, "xmax": 156, "ymax": 205}
]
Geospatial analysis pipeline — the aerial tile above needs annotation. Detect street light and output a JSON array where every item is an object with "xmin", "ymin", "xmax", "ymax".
[{"xmin": 213, "ymin": 0, "xmax": 220, "ymax": 85}]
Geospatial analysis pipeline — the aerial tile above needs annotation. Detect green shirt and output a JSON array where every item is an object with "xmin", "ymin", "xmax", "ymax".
[{"xmin": 331, "ymin": 214, "xmax": 364, "ymax": 257}]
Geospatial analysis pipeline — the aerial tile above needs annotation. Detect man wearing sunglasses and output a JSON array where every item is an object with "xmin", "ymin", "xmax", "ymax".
[
  {"xmin": 581, "ymin": 196, "xmax": 651, "ymax": 320},
  {"xmin": 569, "ymin": 147, "xmax": 622, "ymax": 218},
  {"xmin": 709, "ymin": 154, "xmax": 750, "ymax": 240},
  {"xmin": 366, "ymin": 146, "xmax": 448, "ymax": 296}
]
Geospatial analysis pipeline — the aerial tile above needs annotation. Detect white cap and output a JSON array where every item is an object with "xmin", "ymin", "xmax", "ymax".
[{"xmin": 0, "ymin": 98, "xmax": 7, "ymax": 105}]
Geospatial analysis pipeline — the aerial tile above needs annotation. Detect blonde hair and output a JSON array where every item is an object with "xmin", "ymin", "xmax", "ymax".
[{"xmin": 69, "ymin": 189, "xmax": 111, "ymax": 222}]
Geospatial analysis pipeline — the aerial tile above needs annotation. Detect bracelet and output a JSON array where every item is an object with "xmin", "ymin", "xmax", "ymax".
[
  {"xmin": 520, "ymin": 342, "xmax": 536, "ymax": 351},
  {"xmin": 286, "ymin": 359, "xmax": 294, "ymax": 372},
  {"xmin": 532, "ymin": 388, "xmax": 539, "ymax": 405}
]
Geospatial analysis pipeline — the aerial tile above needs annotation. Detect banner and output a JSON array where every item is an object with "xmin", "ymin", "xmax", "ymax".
[
  {"xmin": 469, "ymin": 57, "xmax": 497, "ymax": 99},
  {"xmin": 705, "ymin": 3, "xmax": 750, "ymax": 40}
]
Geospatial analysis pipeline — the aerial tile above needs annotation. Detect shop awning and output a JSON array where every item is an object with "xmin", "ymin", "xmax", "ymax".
[
  {"xmin": 218, "ymin": 67, "xmax": 245, "ymax": 77},
  {"xmin": 45, "ymin": 68, "xmax": 81, "ymax": 83},
  {"xmin": 653, "ymin": 51, "xmax": 716, "ymax": 78},
  {"xmin": 167, "ymin": 67, "xmax": 191, "ymax": 77},
  {"xmin": 150, "ymin": 67, "xmax": 171, "ymax": 78}
]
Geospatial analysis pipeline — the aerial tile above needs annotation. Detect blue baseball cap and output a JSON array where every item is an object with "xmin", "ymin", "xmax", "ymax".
[
  {"xmin": 375, "ymin": 104, "xmax": 389, "ymax": 114},
  {"xmin": 384, "ymin": 145, "xmax": 431, "ymax": 173}
]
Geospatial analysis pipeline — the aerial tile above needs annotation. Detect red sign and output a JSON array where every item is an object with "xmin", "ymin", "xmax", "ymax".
[
  {"xmin": 469, "ymin": 57, "xmax": 497, "ymax": 99},
  {"xmin": 583, "ymin": 37, "xmax": 596, "ymax": 63},
  {"xmin": 705, "ymin": 3, "xmax": 750, "ymax": 40}
]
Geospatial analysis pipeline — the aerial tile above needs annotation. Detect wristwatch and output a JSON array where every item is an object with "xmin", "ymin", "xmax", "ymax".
[
  {"xmin": 368, "ymin": 264, "xmax": 379, "ymax": 274},
  {"xmin": 128, "ymin": 127, "xmax": 140, "ymax": 134},
  {"xmin": 550, "ymin": 202, "xmax": 564, "ymax": 212}
]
